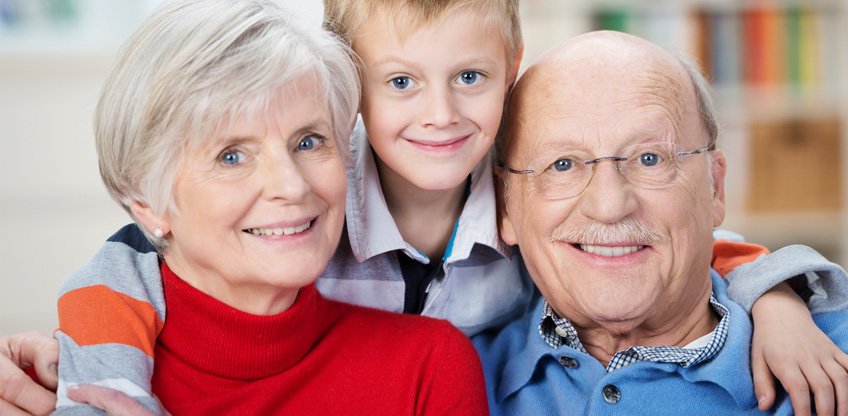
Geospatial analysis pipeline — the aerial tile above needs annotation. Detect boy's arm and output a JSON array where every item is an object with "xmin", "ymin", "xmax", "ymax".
[
  {"xmin": 0, "ymin": 331, "xmax": 58, "ymax": 415},
  {"xmin": 714, "ymin": 235, "xmax": 848, "ymax": 415},
  {"xmin": 54, "ymin": 224, "xmax": 166, "ymax": 415},
  {"xmin": 724, "ymin": 243, "xmax": 848, "ymax": 313}
]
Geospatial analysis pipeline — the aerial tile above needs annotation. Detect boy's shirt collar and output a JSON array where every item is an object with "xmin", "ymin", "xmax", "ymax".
[{"xmin": 345, "ymin": 118, "xmax": 510, "ymax": 264}]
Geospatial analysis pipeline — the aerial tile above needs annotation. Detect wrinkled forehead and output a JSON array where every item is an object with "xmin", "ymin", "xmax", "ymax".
[{"xmin": 507, "ymin": 59, "xmax": 697, "ymax": 162}]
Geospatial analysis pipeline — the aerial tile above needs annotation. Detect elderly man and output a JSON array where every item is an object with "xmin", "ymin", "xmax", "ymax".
[{"xmin": 473, "ymin": 31, "xmax": 848, "ymax": 415}]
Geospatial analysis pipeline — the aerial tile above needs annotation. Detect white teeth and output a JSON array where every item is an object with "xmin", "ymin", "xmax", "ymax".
[
  {"xmin": 579, "ymin": 244, "xmax": 643, "ymax": 257},
  {"xmin": 248, "ymin": 221, "xmax": 311, "ymax": 236}
]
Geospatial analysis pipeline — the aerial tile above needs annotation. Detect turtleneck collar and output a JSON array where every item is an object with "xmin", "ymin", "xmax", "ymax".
[{"xmin": 157, "ymin": 262, "xmax": 336, "ymax": 380}]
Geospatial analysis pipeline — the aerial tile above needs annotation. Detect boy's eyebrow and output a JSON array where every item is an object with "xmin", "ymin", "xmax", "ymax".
[{"xmin": 367, "ymin": 53, "xmax": 502, "ymax": 71}]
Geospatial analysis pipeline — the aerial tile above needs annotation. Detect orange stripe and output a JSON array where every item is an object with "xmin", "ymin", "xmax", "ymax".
[
  {"xmin": 58, "ymin": 285, "xmax": 164, "ymax": 357},
  {"xmin": 711, "ymin": 240, "xmax": 770, "ymax": 277}
]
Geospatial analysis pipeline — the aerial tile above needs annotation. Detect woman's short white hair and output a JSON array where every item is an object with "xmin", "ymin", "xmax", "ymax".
[{"xmin": 96, "ymin": 0, "xmax": 360, "ymax": 251}]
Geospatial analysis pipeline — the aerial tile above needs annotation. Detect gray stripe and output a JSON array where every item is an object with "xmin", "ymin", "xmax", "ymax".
[{"xmin": 58, "ymin": 241, "xmax": 165, "ymax": 321}]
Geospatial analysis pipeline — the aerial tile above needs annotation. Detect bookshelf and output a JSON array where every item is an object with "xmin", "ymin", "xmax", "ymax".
[{"xmin": 520, "ymin": 0, "xmax": 848, "ymax": 265}]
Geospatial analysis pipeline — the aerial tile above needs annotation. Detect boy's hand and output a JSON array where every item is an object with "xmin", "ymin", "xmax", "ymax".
[
  {"xmin": 751, "ymin": 283, "xmax": 848, "ymax": 416},
  {"xmin": 67, "ymin": 385, "xmax": 163, "ymax": 416},
  {"xmin": 0, "ymin": 331, "xmax": 59, "ymax": 415}
]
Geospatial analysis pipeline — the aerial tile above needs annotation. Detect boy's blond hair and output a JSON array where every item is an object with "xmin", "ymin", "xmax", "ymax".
[{"xmin": 323, "ymin": 0, "xmax": 522, "ymax": 66}]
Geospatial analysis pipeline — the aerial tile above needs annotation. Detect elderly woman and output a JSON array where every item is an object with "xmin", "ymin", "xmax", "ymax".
[{"xmin": 43, "ymin": 0, "xmax": 487, "ymax": 414}]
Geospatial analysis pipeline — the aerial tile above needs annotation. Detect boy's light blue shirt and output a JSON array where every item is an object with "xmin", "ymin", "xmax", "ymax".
[
  {"xmin": 316, "ymin": 119, "xmax": 536, "ymax": 335},
  {"xmin": 472, "ymin": 270, "xmax": 848, "ymax": 416}
]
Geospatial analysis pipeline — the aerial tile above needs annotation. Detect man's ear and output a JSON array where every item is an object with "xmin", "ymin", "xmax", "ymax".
[
  {"xmin": 495, "ymin": 170, "xmax": 518, "ymax": 246},
  {"xmin": 710, "ymin": 149, "xmax": 727, "ymax": 227},
  {"xmin": 129, "ymin": 199, "xmax": 170, "ymax": 237}
]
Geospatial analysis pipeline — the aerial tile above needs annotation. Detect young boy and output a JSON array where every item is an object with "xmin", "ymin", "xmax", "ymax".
[
  {"xmin": 317, "ymin": 0, "xmax": 530, "ymax": 335},
  {"xmin": 49, "ymin": 0, "xmax": 848, "ymax": 414}
]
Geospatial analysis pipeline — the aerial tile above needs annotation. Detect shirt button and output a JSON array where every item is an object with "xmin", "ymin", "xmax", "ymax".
[
  {"xmin": 602, "ymin": 384, "xmax": 621, "ymax": 404},
  {"xmin": 558, "ymin": 356, "xmax": 579, "ymax": 368},
  {"xmin": 554, "ymin": 326, "xmax": 569, "ymax": 338}
]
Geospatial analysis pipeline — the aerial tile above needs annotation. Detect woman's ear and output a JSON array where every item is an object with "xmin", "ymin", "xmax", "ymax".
[{"xmin": 129, "ymin": 199, "xmax": 170, "ymax": 237}]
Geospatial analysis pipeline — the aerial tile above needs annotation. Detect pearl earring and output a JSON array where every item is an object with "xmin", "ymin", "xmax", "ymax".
[{"xmin": 154, "ymin": 228, "xmax": 164, "ymax": 238}]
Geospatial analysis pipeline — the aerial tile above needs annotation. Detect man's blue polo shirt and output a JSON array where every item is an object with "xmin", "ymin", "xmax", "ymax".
[{"xmin": 473, "ymin": 271, "xmax": 848, "ymax": 415}]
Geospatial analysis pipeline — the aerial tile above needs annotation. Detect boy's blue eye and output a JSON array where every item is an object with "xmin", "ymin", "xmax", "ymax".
[
  {"xmin": 458, "ymin": 71, "xmax": 481, "ymax": 85},
  {"xmin": 220, "ymin": 149, "xmax": 244, "ymax": 165},
  {"xmin": 389, "ymin": 76, "xmax": 414, "ymax": 90}
]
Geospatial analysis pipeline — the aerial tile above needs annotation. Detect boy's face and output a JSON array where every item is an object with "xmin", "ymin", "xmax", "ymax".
[{"xmin": 354, "ymin": 7, "xmax": 512, "ymax": 192}]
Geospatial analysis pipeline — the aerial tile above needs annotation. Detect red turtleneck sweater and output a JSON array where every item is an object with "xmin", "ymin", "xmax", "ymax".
[{"xmin": 151, "ymin": 263, "xmax": 487, "ymax": 415}]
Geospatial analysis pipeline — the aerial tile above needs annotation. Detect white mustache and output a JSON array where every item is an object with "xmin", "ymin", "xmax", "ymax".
[{"xmin": 550, "ymin": 218, "xmax": 667, "ymax": 245}]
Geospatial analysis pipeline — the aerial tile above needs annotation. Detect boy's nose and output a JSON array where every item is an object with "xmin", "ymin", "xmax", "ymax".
[{"xmin": 420, "ymin": 85, "xmax": 460, "ymax": 128}]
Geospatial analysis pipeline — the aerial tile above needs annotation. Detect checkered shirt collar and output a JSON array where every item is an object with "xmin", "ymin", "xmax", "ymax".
[{"xmin": 539, "ymin": 295, "xmax": 730, "ymax": 372}]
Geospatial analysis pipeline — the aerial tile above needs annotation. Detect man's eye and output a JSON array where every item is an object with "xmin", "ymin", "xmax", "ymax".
[
  {"xmin": 389, "ymin": 76, "xmax": 414, "ymax": 90},
  {"xmin": 551, "ymin": 158, "xmax": 575, "ymax": 172},
  {"xmin": 638, "ymin": 152, "xmax": 661, "ymax": 167},
  {"xmin": 220, "ymin": 150, "xmax": 244, "ymax": 165},
  {"xmin": 297, "ymin": 135, "xmax": 324, "ymax": 151},
  {"xmin": 457, "ymin": 71, "xmax": 481, "ymax": 85}
]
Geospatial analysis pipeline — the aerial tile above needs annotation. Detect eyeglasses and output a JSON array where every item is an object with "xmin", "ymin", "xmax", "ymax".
[{"xmin": 500, "ymin": 142, "xmax": 715, "ymax": 200}]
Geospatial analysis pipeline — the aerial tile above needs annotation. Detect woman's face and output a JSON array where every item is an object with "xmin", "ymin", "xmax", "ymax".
[{"xmin": 160, "ymin": 80, "xmax": 347, "ymax": 315}]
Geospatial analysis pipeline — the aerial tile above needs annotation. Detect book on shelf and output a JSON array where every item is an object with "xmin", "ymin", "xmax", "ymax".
[{"xmin": 590, "ymin": 4, "xmax": 837, "ymax": 92}]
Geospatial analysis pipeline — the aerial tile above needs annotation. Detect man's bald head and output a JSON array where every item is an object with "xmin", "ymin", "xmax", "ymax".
[{"xmin": 497, "ymin": 31, "xmax": 717, "ymax": 167}]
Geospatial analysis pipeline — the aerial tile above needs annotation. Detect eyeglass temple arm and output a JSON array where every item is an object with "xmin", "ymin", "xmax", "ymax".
[{"xmin": 677, "ymin": 142, "xmax": 716, "ymax": 157}]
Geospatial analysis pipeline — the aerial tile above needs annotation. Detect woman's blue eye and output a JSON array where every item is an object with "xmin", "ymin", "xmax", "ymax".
[
  {"xmin": 639, "ymin": 152, "xmax": 660, "ymax": 167},
  {"xmin": 458, "ymin": 71, "xmax": 480, "ymax": 85},
  {"xmin": 297, "ymin": 135, "xmax": 323, "ymax": 151},
  {"xmin": 220, "ymin": 150, "xmax": 244, "ymax": 165},
  {"xmin": 552, "ymin": 158, "xmax": 574, "ymax": 172},
  {"xmin": 389, "ymin": 76, "xmax": 413, "ymax": 90}
]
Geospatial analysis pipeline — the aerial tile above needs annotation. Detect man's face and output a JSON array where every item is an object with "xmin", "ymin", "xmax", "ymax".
[{"xmin": 500, "ymin": 51, "xmax": 727, "ymax": 332}]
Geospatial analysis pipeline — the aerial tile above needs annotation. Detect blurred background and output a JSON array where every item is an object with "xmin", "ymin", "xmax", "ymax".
[{"xmin": 1, "ymin": 0, "xmax": 845, "ymax": 335}]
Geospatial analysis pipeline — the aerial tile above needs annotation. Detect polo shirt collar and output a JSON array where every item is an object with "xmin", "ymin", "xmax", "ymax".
[{"xmin": 497, "ymin": 271, "xmax": 758, "ymax": 409}]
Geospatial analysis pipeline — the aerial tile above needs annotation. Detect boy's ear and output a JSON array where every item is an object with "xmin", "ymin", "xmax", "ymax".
[
  {"xmin": 506, "ymin": 47, "xmax": 524, "ymax": 88},
  {"xmin": 129, "ymin": 199, "xmax": 171, "ymax": 237}
]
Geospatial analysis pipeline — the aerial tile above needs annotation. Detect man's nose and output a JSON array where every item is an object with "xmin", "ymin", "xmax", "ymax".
[{"xmin": 577, "ymin": 161, "xmax": 637, "ymax": 224}]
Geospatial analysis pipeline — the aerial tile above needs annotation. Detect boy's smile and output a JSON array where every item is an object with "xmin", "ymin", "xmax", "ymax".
[
  {"xmin": 404, "ymin": 133, "xmax": 472, "ymax": 153},
  {"xmin": 354, "ymin": 6, "xmax": 513, "ymax": 193}
]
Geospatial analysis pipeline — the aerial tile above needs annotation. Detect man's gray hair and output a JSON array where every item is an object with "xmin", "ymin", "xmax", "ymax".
[
  {"xmin": 95, "ymin": 0, "xmax": 360, "ymax": 251},
  {"xmin": 675, "ymin": 53, "xmax": 719, "ymax": 148}
]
